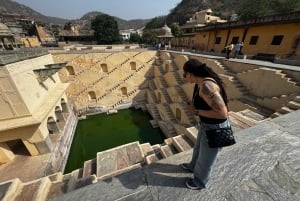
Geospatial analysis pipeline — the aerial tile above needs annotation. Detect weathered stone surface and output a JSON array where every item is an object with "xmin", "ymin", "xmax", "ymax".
[
  {"xmin": 50, "ymin": 110, "xmax": 300, "ymax": 201},
  {"xmin": 50, "ymin": 168, "xmax": 147, "ymax": 201}
]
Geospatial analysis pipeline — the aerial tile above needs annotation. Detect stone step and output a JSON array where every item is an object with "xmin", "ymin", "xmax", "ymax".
[
  {"xmin": 185, "ymin": 126, "xmax": 198, "ymax": 143},
  {"xmin": 172, "ymin": 135, "xmax": 193, "ymax": 152},
  {"xmin": 228, "ymin": 111, "xmax": 258, "ymax": 131},
  {"xmin": 14, "ymin": 177, "xmax": 51, "ymax": 201},
  {"xmin": 294, "ymin": 96, "xmax": 300, "ymax": 103},
  {"xmin": 145, "ymin": 144, "xmax": 162, "ymax": 164},
  {"xmin": 237, "ymin": 109, "xmax": 266, "ymax": 121},
  {"xmin": 287, "ymin": 101, "xmax": 300, "ymax": 110},
  {"xmin": 145, "ymin": 152, "xmax": 162, "ymax": 164},
  {"xmin": 160, "ymin": 144, "xmax": 178, "ymax": 158},
  {"xmin": 75, "ymin": 174, "xmax": 97, "ymax": 189},
  {"xmin": 140, "ymin": 142, "xmax": 152, "ymax": 157},
  {"xmin": 47, "ymin": 172, "xmax": 64, "ymax": 182},
  {"xmin": 96, "ymin": 142, "xmax": 144, "ymax": 177},
  {"xmin": 83, "ymin": 158, "xmax": 97, "ymax": 178},
  {"xmin": 0, "ymin": 179, "xmax": 23, "ymax": 201},
  {"xmin": 270, "ymin": 112, "xmax": 281, "ymax": 118},
  {"xmin": 150, "ymin": 119, "xmax": 159, "ymax": 128},
  {"xmin": 46, "ymin": 180, "xmax": 67, "ymax": 200},
  {"xmin": 278, "ymin": 106, "xmax": 294, "ymax": 114},
  {"xmin": 65, "ymin": 169, "xmax": 83, "ymax": 192}
]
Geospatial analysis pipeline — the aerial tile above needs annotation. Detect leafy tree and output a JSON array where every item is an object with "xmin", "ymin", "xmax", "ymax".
[
  {"xmin": 129, "ymin": 33, "xmax": 141, "ymax": 43},
  {"xmin": 272, "ymin": 0, "xmax": 300, "ymax": 13},
  {"xmin": 51, "ymin": 25, "xmax": 60, "ymax": 38},
  {"xmin": 141, "ymin": 29, "xmax": 160, "ymax": 45},
  {"xmin": 20, "ymin": 22, "xmax": 36, "ymax": 36},
  {"xmin": 91, "ymin": 14, "xmax": 121, "ymax": 44},
  {"xmin": 170, "ymin": 23, "xmax": 182, "ymax": 37}
]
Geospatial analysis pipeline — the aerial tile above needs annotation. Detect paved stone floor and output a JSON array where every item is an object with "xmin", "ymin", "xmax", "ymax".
[{"xmin": 0, "ymin": 153, "xmax": 51, "ymax": 183}]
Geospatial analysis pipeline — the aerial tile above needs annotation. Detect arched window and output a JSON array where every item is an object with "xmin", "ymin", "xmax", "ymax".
[
  {"xmin": 55, "ymin": 106, "xmax": 65, "ymax": 122},
  {"xmin": 130, "ymin": 61, "xmax": 137, "ymax": 70},
  {"xmin": 121, "ymin": 87, "xmax": 127, "ymax": 96},
  {"xmin": 165, "ymin": 64, "xmax": 169, "ymax": 73},
  {"xmin": 175, "ymin": 108, "xmax": 181, "ymax": 120},
  {"xmin": 157, "ymin": 92, "xmax": 162, "ymax": 103},
  {"xmin": 88, "ymin": 91, "xmax": 96, "ymax": 100},
  {"xmin": 101, "ymin": 63, "xmax": 108, "ymax": 72},
  {"xmin": 47, "ymin": 117, "xmax": 59, "ymax": 134},
  {"xmin": 61, "ymin": 98, "xmax": 69, "ymax": 113},
  {"xmin": 66, "ymin": 66, "xmax": 75, "ymax": 75}
]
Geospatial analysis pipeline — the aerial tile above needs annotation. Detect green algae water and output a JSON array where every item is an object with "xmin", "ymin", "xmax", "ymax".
[{"xmin": 64, "ymin": 108, "xmax": 165, "ymax": 173}]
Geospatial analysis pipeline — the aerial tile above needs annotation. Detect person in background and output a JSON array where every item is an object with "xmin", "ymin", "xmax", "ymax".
[
  {"xmin": 224, "ymin": 43, "xmax": 234, "ymax": 59},
  {"xmin": 181, "ymin": 59, "xmax": 231, "ymax": 190},
  {"xmin": 234, "ymin": 41, "xmax": 244, "ymax": 58}
]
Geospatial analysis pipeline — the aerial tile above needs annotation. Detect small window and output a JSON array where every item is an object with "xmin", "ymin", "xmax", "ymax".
[
  {"xmin": 271, "ymin": 35, "xmax": 284, "ymax": 45},
  {"xmin": 215, "ymin": 37, "xmax": 221, "ymax": 44},
  {"xmin": 249, "ymin": 36, "xmax": 259, "ymax": 45}
]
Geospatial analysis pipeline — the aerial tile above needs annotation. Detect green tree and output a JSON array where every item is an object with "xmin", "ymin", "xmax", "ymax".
[
  {"xmin": 141, "ymin": 29, "xmax": 160, "ymax": 45},
  {"xmin": 272, "ymin": 0, "xmax": 300, "ymax": 13},
  {"xmin": 170, "ymin": 23, "xmax": 182, "ymax": 37},
  {"xmin": 20, "ymin": 22, "xmax": 36, "ymax": 36},
  {"xmin": 129, "ymin": 33, "xmax": 141, "ymax": 43},
  {"xmin": 91, "ymin": 14, "xmax": 121, "ymax": 44}
]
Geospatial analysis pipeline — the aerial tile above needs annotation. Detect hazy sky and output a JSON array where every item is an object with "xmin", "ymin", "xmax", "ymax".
[{"xmin": 13, "ymin": 0, "xmax": 182, "ymax": 20}]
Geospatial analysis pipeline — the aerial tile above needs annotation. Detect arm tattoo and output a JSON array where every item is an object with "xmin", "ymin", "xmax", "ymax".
[{"xmin": 201, "ymin": 82, "xmax": 225, "ymax": 111}]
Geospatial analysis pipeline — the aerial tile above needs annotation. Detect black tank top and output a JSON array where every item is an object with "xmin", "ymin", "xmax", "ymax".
[{"xmin": 192, "ymin": 79, "xmax": 227, "ymax": 124}]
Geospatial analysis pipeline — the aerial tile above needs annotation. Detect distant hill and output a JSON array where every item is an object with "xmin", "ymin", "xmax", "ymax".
[
  {"xmin": 166, "ymin": 0, "xmax": 300, "ymax": 25},
  {"xmin": 0, "ymin": 0, "xmax": 68, "ymax": 25},
  {"xmin": 0, "ymin": 0, "xmax": 150, "ymax": 29},
  {"xmin": 76, "ymin": 12, "xmax": 150, "ymax": 30}
]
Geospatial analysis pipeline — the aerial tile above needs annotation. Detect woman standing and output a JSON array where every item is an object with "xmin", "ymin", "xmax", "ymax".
[{"xmin": 181, "ymin": 59, "xmax": 231, "ymax": 190}]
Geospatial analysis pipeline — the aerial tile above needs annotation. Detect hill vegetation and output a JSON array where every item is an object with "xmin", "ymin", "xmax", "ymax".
[
  {"xmin": 165, "ymin": 0, "xmax": 300, "ymax": 26},
  {"xmin": 1, "ymin": 0, "xmax": 299, "ymax": 32}
]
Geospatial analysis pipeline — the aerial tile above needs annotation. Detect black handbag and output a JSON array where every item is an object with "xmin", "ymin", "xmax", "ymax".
[{"xmin": 205, "ymin": 127, "xmax": 236, "ymax": 148}]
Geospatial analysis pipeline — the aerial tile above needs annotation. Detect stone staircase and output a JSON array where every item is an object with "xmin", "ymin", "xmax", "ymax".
[{"xmin": 271, "ymin": 96, "xmax": 300, "ymax": 118}]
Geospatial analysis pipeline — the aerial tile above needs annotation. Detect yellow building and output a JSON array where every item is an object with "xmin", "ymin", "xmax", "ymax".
[{"xmin": 173, "ymin": 11, "xmax": 300, "ymax": 59}]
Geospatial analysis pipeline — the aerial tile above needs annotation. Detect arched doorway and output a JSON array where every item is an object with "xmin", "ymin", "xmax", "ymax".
[
  {"xmin": 175, "ymin": 108, "xmax": 181, "ymax": 120},
  {"xmin": 121, "ymin": 87, "xmax": 127, "ymax": 96},
  {"xmin": 165, "ymin": 63, "xmax": 169, "ymax": 73},
  {"xmin": 55, "ymin": 106, "xmax": 65, "ymax": 122},
  {"xmin": 47, "ymin": 117, "xmax": 59, "ymax": 134},
  {"xmin": 130, "ymin": 61, "xmax": 137, "ymax": 70},
  {"xmin": 61, "ymin": 98, "xmax": 69, "ymax": 113},
  {"xmin": 88, "ymin": 91, "xmax": 97, "ymax": 100},
  {"xmin": 66, "ymin": 66, "xmax": 75, "ymax": 75},
  {"xmin": 157, "ymin": 92, "xmax": 162, "ymax": 103},
  {"xmin": 101, "ymin": 63, "xmax": 108, "ymax": 72}
]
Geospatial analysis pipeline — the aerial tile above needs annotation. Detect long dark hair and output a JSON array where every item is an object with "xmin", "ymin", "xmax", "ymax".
[{"xmin": 183, "ymin": 59, "xmax": 228, "ymax": 104}]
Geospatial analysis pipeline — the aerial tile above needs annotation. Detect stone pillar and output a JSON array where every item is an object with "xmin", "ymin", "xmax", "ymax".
[
  {"xmin": 23, "ymin": 140, "xmax": 39, "ymax": 156},
  {"xmin": 34, "ymin": 136, "xmax": 53, "ymax": 155},
  {"xmin": 0, "ymin": 142, "xmax": 15, "ymax": 163}
]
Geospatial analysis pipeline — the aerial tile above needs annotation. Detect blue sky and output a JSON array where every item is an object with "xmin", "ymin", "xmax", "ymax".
[{"xmin": 13, "ymin": 0, "xmax": 182, "ymax": 20}]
